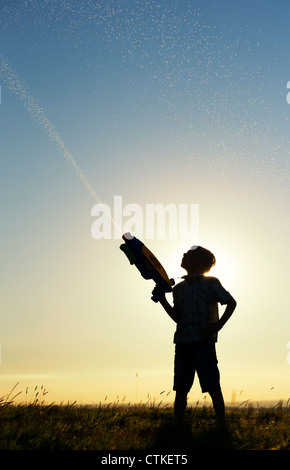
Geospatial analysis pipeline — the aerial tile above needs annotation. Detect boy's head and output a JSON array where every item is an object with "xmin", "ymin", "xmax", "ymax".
[{"xmin": 181, "ymin": 246, "xmax": 216, "ymax": 274}]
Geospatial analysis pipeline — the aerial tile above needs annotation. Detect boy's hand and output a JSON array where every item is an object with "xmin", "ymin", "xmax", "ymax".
[
  {"xmin": 203, "ymin": 322, "xmax": 220, "ymax": 337},
  {"xmin": 151, "ymin": 286, "xmax": 166, "ymax": 302}
]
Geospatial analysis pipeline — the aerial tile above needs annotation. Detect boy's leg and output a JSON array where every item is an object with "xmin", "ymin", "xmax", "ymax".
[
  {"xmin": 173, "ymin": 344, "xmax": 195, "ymax": 424},
  {"xmin": 209, "ymin": 387, "xmax": 226, "ymax": 426},
  {"xmin": 174, "ymin": 391, "xmax": 187, "ymax": 424},
  {"xmin": 195, "ymin": 339, "xmax": 226, "ymax": 426}
]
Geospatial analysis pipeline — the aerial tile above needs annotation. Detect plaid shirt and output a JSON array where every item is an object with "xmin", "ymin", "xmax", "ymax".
[{"xmin": 173, "ymin": 276, "xmax": 233, "ymax": 344}]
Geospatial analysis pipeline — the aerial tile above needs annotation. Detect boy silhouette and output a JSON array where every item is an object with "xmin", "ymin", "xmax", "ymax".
[{"xmin": 153, "ymin": 245, "xmax": 236, "ymax": 427}]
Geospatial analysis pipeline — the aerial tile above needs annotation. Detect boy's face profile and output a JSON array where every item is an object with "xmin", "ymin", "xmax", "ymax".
[{"xmin": 181, "ymin": 249, "xmax": 204, "ymax": 273}]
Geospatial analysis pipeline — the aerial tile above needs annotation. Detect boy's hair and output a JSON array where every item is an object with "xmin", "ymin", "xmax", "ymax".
[{"xmin": 192, "ymin": 246, "xmax": 216, "ymax": 273}]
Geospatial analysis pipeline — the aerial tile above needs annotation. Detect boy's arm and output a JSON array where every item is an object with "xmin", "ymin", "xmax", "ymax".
[
  {"xmin": 217, "ymin": 297, "xmax": 237, "ymax": 331},
  {"xmin": 159, "ymin": 295, "xmax": 181, "ymax": 323},
  {"xmin": 205, "ymin": 297, "xmax": 237, "ymax": 336},
  {"xmin": 152, "ymin": 288, "xmax": 181, "ymax": 323}
]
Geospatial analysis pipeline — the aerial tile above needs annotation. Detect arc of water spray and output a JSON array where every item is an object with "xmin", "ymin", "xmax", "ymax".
[{"xmin": 0, "ymin": 56, "xmax": 122, "ymax": 236}]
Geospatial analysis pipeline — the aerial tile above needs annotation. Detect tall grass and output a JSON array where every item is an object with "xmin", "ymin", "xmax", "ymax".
[{"xmin": 0, "ymin": 384, "xmax": 289, "ymax": 450}]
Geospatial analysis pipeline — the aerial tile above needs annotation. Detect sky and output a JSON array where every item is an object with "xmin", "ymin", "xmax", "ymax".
[{"xmin": 0, "ymin": 0, "xmax": 289, "ymax": 406}]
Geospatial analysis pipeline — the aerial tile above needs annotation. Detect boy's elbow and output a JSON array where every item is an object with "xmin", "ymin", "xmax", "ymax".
[{"xmin": 229, "ymin": 298, "xmax": 237, "ymax": 309}]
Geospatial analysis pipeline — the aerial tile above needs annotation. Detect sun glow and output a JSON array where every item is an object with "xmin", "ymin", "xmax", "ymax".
[
  {"xmin": 206, "ymin": 246, "xmax": 237, "ymax": 289},
  {"xmin": 161, "ymin": 241, "xmax": 238, "ymax": 293}
]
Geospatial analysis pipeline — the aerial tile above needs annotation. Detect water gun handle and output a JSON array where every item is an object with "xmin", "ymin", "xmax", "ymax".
[
  {"xmin": 151, "ymin": 288, "xmax": 160, "ymax": 303},
  {"xmin": 151, "ymin": 284, "xmax": 172, "ymax": 303}
]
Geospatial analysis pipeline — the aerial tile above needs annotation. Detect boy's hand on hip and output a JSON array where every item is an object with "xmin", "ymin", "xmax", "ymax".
[{"xmin": 203, "ymin": 322, "xmax": 219, "ymax": 336}]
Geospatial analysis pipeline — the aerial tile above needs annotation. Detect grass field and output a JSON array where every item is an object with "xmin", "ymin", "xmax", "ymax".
[{"xmin": 0, "ymin": 386, "xmax": 289, "ymax": 451}]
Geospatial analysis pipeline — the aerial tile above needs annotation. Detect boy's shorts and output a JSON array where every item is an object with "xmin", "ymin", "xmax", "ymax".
[{"xmin": 173, "ymin": 338, "xmax": 220, "ymax": 394}]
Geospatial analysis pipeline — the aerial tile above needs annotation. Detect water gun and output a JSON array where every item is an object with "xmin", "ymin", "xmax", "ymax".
[{"xmin": 120, "ymin": 232, "xmax": 175, "ymax": 302}]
